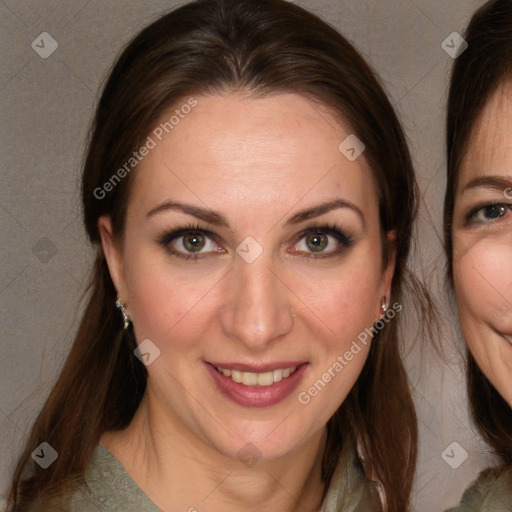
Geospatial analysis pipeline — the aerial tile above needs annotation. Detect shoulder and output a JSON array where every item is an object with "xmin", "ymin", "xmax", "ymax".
[
  {"xmin": 320, "ymin": 447, "xmax": 381, "ymax": 512},
  {"xmin": 24, "ymin": 480, "xmax": 104, "ymax": 512},
  {"xmin": 444, "ymin": 466, "xmax": 512, "ymax": 512},
  {"xmin": 24, "ymin": 445, "xmax": 145, "ymax": 512}
]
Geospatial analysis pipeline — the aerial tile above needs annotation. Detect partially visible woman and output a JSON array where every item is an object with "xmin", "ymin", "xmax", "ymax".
[
  {"xmin": 6, "ymin": 0, "xmax": 424, "ymax": 511},
  {"xmin": 444, "ymin": 0, "xmax": 512, "ymax": 509}
]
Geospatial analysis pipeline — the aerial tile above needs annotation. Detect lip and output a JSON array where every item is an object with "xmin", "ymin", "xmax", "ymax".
[
  {"xmin": 504, "ymin": 334, "xmax": 512, "ymax": 345},
  {"xmin": 204, "ymin": 361, "xmax": 309, "ymax": 407},
  {"xmin": 207, "ymin": 361, "xmax": 307, "ymax": 372}
]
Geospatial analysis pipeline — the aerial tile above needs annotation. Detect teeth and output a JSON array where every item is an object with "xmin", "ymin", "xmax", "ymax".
[
  {"xmin": 242, "ymin": 372, "xmax": 258, "ymax": 386},
  {"xmin": 257, "ymin": 371, "xmax": 274, "ymax": 386},
  {"xmin": 215, "ymin": 366, "xmax": 297, "ymax": 387}
]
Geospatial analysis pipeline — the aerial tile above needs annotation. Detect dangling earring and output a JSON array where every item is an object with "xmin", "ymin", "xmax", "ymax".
[
  {"xmin": 115, "ymin": 298, "xmax": 130, "ymax": 330},
  {"xmin": 380, "ymin": 296, "xmax": 388, "ymax": 315}
]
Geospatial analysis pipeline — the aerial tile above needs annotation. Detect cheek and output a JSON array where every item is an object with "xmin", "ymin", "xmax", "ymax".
[
  {"xmin": 124, "ymin": 249, "xmax": 221, "ymax": 351},
  {"xmin": 287, "ymin": 244, "xmax": 384, "ymax": 350},
  {"xmin": 298, "ymin": 267, "xmax": 380, "ymax": 336},
  {"xmin": 453, "ymin": 236, "xmax": 512, "ymax": 331}
]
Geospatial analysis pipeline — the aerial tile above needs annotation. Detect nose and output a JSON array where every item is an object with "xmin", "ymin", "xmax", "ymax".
[{"xmin": 219, "ymin": 250, "xmax": 295, "ymax": 351}]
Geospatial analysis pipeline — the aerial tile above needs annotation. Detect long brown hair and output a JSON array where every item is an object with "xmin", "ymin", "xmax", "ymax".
[
  {"xmin": 7, "ymin": 1, "xmax": 420, "ymax": 510},
  {"xmin": 444, "ymin": 0, "xmax": 512, "ymax": 467}
]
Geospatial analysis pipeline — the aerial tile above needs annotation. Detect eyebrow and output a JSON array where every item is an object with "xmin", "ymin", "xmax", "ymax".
[
  {"xmin": 283, "ymin": 199, "xmax": 365, "ymax": 227},
  {"xmin": 146, "ymin": 201, "xmax": 230, "ymax": 226},
  {"xmin": 146, "ymin": 198, "xmax": 365, "ymax": 227},
  {"xmin": 462, "ymin": 175, "xmax": 512, "ymax": 193}
]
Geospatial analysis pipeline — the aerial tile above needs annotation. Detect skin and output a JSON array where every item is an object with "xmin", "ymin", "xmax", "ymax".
[
  {"xmin": 452, "ymin": 82, "xmax": 512, "ymax": 409},
  {"xmin": 98, "ymin": 92, "xmax": 394, "ymax": 511}
]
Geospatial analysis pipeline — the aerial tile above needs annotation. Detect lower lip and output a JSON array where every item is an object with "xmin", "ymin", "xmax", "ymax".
[{"xmin": 204, "ymin": 362, "xmax": 308, "ymax": 407}]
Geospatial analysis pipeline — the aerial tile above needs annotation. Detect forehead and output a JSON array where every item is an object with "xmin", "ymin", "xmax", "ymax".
[
  {"xmin": 459, "ymin": 83, "xmax": 512, "ymax": 183},
  {"xmin": 130, "ymin": 92, "xmax": 378, "ymax": 217}
]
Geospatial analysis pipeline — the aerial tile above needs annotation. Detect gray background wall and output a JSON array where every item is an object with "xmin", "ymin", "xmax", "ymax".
[{"xmin": 0, "ymin": 1, "xmax": 495, "ymax": 510}]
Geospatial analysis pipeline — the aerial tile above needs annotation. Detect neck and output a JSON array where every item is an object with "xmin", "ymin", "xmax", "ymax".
[{"xmin": 101, "ymin": 391, "xmax": 327, "ymax": 512}]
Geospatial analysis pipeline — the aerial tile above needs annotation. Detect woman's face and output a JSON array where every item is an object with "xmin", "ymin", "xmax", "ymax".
[
  {"xmin": 100, "ymin": 92, "xmax": 394, "ymax": 461},
  {"xmin": 452, "ymin": 83, "xmax": 512, "ymax": 408}
]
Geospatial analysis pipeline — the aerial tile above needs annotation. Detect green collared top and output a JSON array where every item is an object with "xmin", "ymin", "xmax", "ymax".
[
  {"xmin": 444, "ymin": 466, "xmax": 512, "ymax": 512},
  {"xmin": 26, "ymin": 444, "xmax": 381, "ymax": 511}
]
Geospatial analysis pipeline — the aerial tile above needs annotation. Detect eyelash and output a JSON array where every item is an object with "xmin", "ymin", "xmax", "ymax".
[
  {"xmin": 156, "ymin": 222, "xmax": 355, "ymax": 261},
  {"xmin": 465, "ymin": 202, "xmax": 512, "ymax": 226}
]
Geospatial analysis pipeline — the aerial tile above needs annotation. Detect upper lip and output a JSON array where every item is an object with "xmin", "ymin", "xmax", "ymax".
[{"xmin": 206, "ymin": 361, "xmax": 308, "ymax": 372}]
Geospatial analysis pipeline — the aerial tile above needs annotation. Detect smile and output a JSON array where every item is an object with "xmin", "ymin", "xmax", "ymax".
[
  {"xmin": 214, "ymin": 366, "xmax": 298, "ymax": 387},
  {"xmin": 204, "ymin": 361, "xmax": 308, "ymax": 407}
]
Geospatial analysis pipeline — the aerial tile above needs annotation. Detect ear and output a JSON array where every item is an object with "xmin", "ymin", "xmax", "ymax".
[
  {"xmin": 98, "ymin": 215, "xmax": 129, "ymax": 304},
  {"xmin": 376, "ymin": 230, "xmax": 397, "ymax": 322}
]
